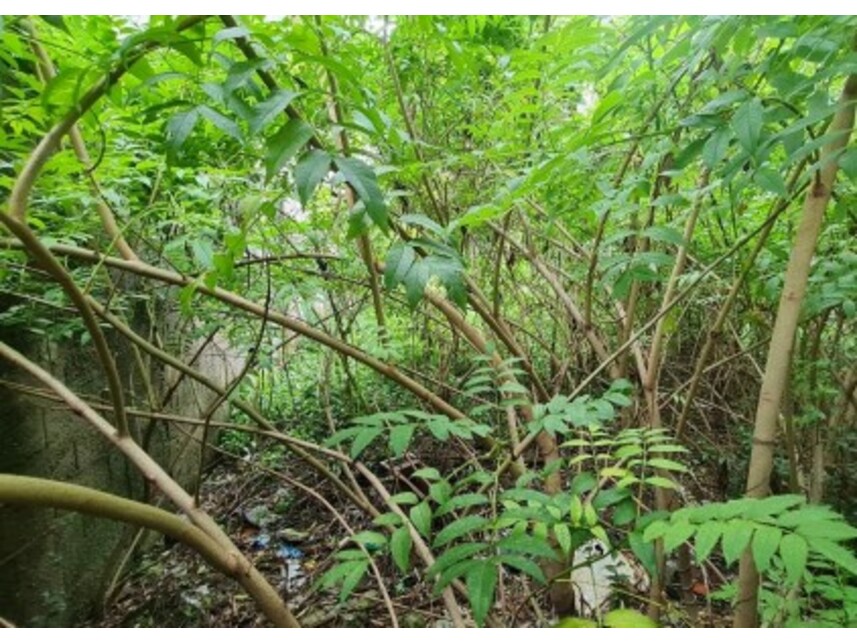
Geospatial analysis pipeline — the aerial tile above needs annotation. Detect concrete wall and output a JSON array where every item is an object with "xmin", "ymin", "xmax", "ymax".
[{"xmin": 0, "ymin": 300, "xmax": 243, "ymax": 626}]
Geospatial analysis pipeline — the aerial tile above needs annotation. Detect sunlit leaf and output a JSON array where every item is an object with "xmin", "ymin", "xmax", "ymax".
[{"xmin": 265, "ymin": 119, "xmax": 314, "ymax": 180}]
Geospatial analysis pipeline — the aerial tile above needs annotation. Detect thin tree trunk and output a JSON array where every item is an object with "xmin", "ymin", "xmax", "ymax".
[{"xmin": 734, "ymin": 68, "xmax": 857, "ymax": 628}]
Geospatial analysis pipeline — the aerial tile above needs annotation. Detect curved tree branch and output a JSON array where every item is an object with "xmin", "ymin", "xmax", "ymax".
[
  {"xmin": 0, "ymin": 474, "xmax": 299, "ymax": 627},
  {"xmin": 0, "ymin": 340, "xmax": 298, "ymax": 627}
]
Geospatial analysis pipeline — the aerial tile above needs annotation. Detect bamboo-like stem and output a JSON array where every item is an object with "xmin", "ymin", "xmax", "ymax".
[
  {"xmin": 642, "ymin": 169, "xmax": 709, "ymax": 619},
  {"xmin": 0, "ymin": 238, "xmax": 469, "ymax": 421},
  {"xmin": 674, "ymin": 160, "xmax": 808, "ymax": 438},
  {"xmin": 0, "ymin": 211, "xmax": 130, "ymax": 437},
  {"xmin": 488, "ymin": 202, "xmax": 794, "ymax": 482},
  {"xmin": 2, "ymin": 18, "xmax": 206, "ymax": 438},
  {"xmin": 0, "ymin": 474, "xmax": 299, "ymax": 627},
  {"xmin": 88, "ymin": 298, "xmax": 373, "ymax": 511},
  {"xmin": 735, "ymin": 67, "xmax": 857, "ymax": 628}
]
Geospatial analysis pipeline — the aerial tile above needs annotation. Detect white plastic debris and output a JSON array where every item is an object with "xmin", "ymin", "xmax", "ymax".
[{"xmin": 571, "ymin": 538, "xmax": 650, "ymax": 617}]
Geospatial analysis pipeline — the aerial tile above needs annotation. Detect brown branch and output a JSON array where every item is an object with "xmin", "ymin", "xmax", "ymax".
[
  {"xmin": 674, "ymin": 161, "xmax": 809, "ymax": 438},
  {"xmin": 735, "ymin": 65, "xmax": 857, "ymax": 628},
  {"xmin": 0, "ymin": 238, "xmax": 469, "ymax": 422},
  {"xmin": 0, "ymin": 210, "xmax": 130, "ymax": 437},
  {"xmin": 0, "ymin": 474, "xmax": 299, "ymax": 627}
]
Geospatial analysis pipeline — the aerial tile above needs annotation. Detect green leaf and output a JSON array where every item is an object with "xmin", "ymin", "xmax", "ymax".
[
  {"xmin": 401, "ymin": 213, "xmax": 446, "ymax": 237},
  {"xmin": 373, "ymin": 512, "xmax": 402, "ymax": 528},
  {"xmin": 403, "ymin": 260, "xmax": 429, "ymax": 307},
  {"xmin": 352, "ymin": 530, "xmax": 387, "ymax": 548},
  {"xmin": 434, "ymin": 515, "xmax": 490, "ymax": 548},
  {"xmin": 198, "ymin": 105, "xmax": 242, "ymax": 141},
  {"xmin": 265, "ymin": 119, "xmax": 314, "ymax": 181},
  {"xmin": 190, "ymin": 238, "xmax": 214, "ymax": 270},
  {"xmin": 409, "ymin": 501, "xmax": 432, "ymax": 540},
  {"xmin": 543, "ymin": 415, "xmax": 567, "ymax": 434},
  {"xmin": 429, "ymin": 480, "xmax": 453, "ymax": 505},
  {"xmin": 743, "ymin": 494, "xmax": 804, "ymax": 519},
  {"xmin": 178, "ymin": 282, "xmax": 198, "ymax": 316},
  {"xmin": 339, "ymin": 559, "xmax": 369, "ymax": 601},
  {"xmin": 434, "ymin": 559, "xmax": 481, "ymax": 596},
  {"xmin": 319, "ymin": 558, "xmax": 362, "ymax": 588},
  {"xmin": 715, "ymin": 498, "xmax": 757, "ymax": 521},
  {"xmin": 663, "ymin": 521, "xmax": 696, "ymax": 553},
  {"xmin": 839, "ymin": 148, "xmax": 857, "ymax": 179},
  {"xmin": 213, "ymin": 26, "xmax": 250, "ymax": 44},
  {"xmin": 646, "ymin": 457, "xmax": 689, "ymax": 473},
  {"xmin": 731, "ymin": 98, "xmax": 764, "ymax": 154},
  {"xmin": 570, "ymin": 472, "xmax": 597, "ymax": 495},
  {"xmin": 384, "ymin": 243, "xmax": 416, "ymax": 290},
  {"xmin": 429, "ymin": 542, "xmax": 488, "ymax": 575},
  {"xmin": 612, "ymin": 499, "xmax": 637, "ymax": 526},
  {"xmin": 583, "ymin": 501, "xmax": 598, "ymax": 527},
  {"xmin": 390, "ymin": 526, "xmax": 412, "ymax": 573},
  {"xmin": 224, "ymin": 58, "xmax": 269, "ymax": 92},
  {"xmin": 810, "ymin": 539, "xmax": 857, "ymax": 576},
  {"xmin": 693, "ymin": 521, "xmax": 722, "ymax": 564},
  {"xmin": 753, "ymin": 166, "xmax": 787, "ymax": 196},
  {"xmin": 555, "ymin": 523, "xmax": 572, "ymax": 556},
  {"xmin": 644, "ymin": 476, "xmax": 680, "ymax": 490},
  {"xmin": 350, "ymin": 427, "xmax": 382, "ymax": 458},
  {"xmin": 335, "ymin": 156, "xmax": 388, "ymax": 231},
  {"xmin": 779, "ymin": 533, "xmax": 809, "ymax": 583},
  {"xmin": 168, "ymin": 38, "xmax": 202, "ymax": 66},
  {"xmin": 640, "ymin": 226, "xmax": 684, "ymax": 247},
  {"xmin": 777, "ymin": 505, "xmax": 841, "ymax": 529},
  {"xmin": 437, "ymin": 493, "xmax": 489, "ymax": 516},
  {"xmin": 294, "ymin": 150, "xmax": 332, "ymax": 205},
  {"xmin": 389, "ymin": 492, "xmax": 419, "ymax": 506},
  {"xmin": 643, "ymin": 520, "xmax": 670, "ymax": 542},
  {"xmin": 389, "ymin": 423, "xmax": 416, "ymax": 457},
  {"xmin": 702, "ymin": 126, "xmax": 731, "ymax": 168},
  {"xmin": 647, "ymin": 444, "xmax": 689, "ymax": 454},
  {"xmin": 700, "ymin": 89, "xmax": 748, "ymax": 114},
  {"xmin": 751, "ymin": 524, "xmax": 782, "ymax": 574},
  {"xmin": 721, "ymin": 520, "xmax": 754, "ymax": 565},
  {"xmin": 795, "ymin": 520, "xmax": 857, "ymax": 542},
  {"xmin": 412, "ymin": 467, "xmax": 441, "ymax": 481},
  {"xmin": 498, "ymin": 532, "xmax": 558, "ymax": 560},
  {"xmin": 500, "ymin": 488, "xmax": 553, "ymax": 505},
  {"xmin": 249, "ymin": 89, "xmax": 299, "ymax": 134},
  {"xmin": 466, "ymin": 560, "xmax": 497, "ymax": 627},
  {"xmin": 592, "ymin": 487, "xmax": 632, "ymax": 510},
  {"xmin": 40, "ymin": 15, "xmax": 70, "ymax": 33},
  {"xmin": 603, "ymin": 609, "xmax": 658, "ymax": 628},
  {"xmin": 614, "ymin": 444, "xmax": 644, "ymax": 459},
  {"xmin": 166, "ymin": 108, "xmax": 200, "ymax": 154},
  {"xmin": 628, "ymin": 531, "xmax": 657, "ymax": 579}
]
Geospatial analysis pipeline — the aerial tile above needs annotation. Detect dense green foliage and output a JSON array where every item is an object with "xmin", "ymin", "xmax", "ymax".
[{"xmin": 1, "ymin": 15, "xmax": 856, "ymax": 628}]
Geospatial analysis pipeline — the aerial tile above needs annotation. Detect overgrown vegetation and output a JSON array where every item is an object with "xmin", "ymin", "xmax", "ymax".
[{"xmin": 1, "ymin": 15, "xmax": 856, "ymax": 628}]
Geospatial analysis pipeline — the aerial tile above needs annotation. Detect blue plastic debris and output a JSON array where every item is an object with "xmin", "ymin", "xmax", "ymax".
[
  {"xmin": 276, "ymin": 544, "xmax": 304, "ymax": 560},
  {"xmin": 251, "ymin": 533, "xmax": 271, "ymax": 550}
]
